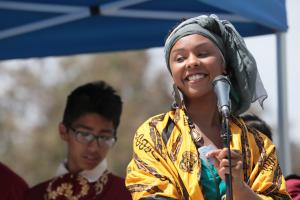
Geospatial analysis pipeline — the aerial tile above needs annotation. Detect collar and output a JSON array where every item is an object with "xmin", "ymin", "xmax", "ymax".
[{"xmin": 56, "ymin": 159, "xmax": 108, "ymax": 183}]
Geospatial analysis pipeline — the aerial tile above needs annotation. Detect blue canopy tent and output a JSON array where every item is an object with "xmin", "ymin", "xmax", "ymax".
[{"xmin": 0, "ymin": 0, "xmax": 290, "ymax": 173}]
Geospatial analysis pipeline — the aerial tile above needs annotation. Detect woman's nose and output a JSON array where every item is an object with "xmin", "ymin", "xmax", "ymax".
[{"xmin": 186, "ymin": 54, "xmax": 200, "ymax": 68}]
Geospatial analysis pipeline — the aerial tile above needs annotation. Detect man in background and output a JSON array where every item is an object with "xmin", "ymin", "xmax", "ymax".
[{"xmin": 25, "ymin": 80, "xmax": 131, "ymax": 199}]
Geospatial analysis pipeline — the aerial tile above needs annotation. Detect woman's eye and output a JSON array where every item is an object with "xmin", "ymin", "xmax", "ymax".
[
  {"xmin": 175, "ymin": 56, "xmax": 185, "ymax": 63},
  {"xmin": 198, "ymin": 52, "xmax": 208, "ymax": 57}
]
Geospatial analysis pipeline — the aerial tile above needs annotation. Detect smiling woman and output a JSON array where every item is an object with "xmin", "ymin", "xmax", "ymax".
[{"xmin": 125, "ymin": 14, "xmax": 291, "ymax": 200}]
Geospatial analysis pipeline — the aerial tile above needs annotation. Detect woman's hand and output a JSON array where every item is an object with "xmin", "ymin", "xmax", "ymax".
[
  {"xmin": 206, "ymin": 148, "xmax": 261, "ymax": 199},
  {"xmin": 206, "ymin": 148, "xmax": 244, "ymax": 188}
]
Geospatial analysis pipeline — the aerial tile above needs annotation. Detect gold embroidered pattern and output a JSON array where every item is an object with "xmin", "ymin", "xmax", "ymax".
[
  {"xmin": 135, "ymin": 132, "xmax": 161, "ymax": 162},
  {"xmin": 174, "ymin": 108, "xmax": 181, "ymax": 124},
  {"xmin": 135, "ymin": 133, "xmax": 152, "ymax": 153},
  {"xmin": 261, "ymin": 148, "xmax": 277, "ymax": 173},
  {"xmin": 127, "ymin": 184, "xmax": 163, "ymax": 194},
  {"xmin": 149, "ymin": 114, "xmax": 165, "ymax": 126},
  {"xmin": 258, "ymin": 164, "xmax": 289, "ymax": 198},
  {"xmin": 95, "ymin": 170, "xmax": 109, "ymax": 195},
  {"xmin": 234, "ymin": 116, "xmax": 251, "ymax": 182},
  {"xmin": 184, "ymin": 112, "xmax": 204, "ymax": 147},
  {"xmin": 149, "ymin": 115, "xmax": 168, "ymax": 161},
  {"xmin": 46, "ymin": 171, "xmax": 109, "ymax": 200},
  {"xmin": 179, "ymin": 151, "xmax": 198, "ymax": 173},
  {"xmin": 132, "ymin": 153, "xmax": 183, "ymax": 197},
  {"xmin": 253, "ymin": 130, "xmax": 268, "ymax": 173},
  {"xmin": 46, "ymin": 175, "xmax": 89, "ymax": 200},
  {"xmin": 149, "ymin": 125, "xmax": 165, "ymax": 160},
  {"xmin": 133, "ymin": 153, "xmax": 172, "ymax": 183},
  {"xmin": 170, "ymin": 132, "xmax": 183, "ymax": 162}
]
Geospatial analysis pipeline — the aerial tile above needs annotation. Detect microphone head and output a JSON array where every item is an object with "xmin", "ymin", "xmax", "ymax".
[{"xmin": 212, "ymin": 75, "xmax": 231, "ymax": 115}]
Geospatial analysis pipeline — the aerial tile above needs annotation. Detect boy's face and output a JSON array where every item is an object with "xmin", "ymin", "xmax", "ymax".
[{"xmin": 59, "ymin": 113, "xmax": 115, "ymax": 173}]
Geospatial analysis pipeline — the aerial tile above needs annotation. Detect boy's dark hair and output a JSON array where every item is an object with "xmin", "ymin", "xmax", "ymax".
[
  {"xmin": 62, "ymin": 81, "xmax": 122, "ymax": 134},
  {"xmin": 241, "ymin": 114, "xmax": 272, "ymax": 141}
]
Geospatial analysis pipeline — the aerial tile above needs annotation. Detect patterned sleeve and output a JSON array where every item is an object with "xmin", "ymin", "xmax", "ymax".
[
  {"xmin": 125, "ymin": 116, "xmax": 184, "ymax": 200},
  {"xmin": 248, "ymin": 131, "xmax": 291, "ymax": 200}
]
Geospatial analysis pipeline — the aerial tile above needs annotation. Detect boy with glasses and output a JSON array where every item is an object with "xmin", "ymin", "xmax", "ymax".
[{"xmin": 25, "ymin": 80, "xmax": 131, "ymax": 200}]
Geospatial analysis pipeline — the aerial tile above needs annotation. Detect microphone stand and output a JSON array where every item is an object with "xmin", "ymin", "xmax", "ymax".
[
  {"xmin": 220, "ymin": 107, "xmax": 233, "ymax": 200},
  {"xmin": 212, "ymin": 75, "xmax": 233, "ymax": 200}
]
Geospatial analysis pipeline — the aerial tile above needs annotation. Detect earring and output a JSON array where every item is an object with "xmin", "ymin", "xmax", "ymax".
[{"xmin": 173, "ymin": 84, "xmax": 182, "ymax": 109}]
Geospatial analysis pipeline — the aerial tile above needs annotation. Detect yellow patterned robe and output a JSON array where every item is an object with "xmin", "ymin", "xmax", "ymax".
[{"xmin": 126, "ymin": 108, "xmax": 291, "ymax": 200}]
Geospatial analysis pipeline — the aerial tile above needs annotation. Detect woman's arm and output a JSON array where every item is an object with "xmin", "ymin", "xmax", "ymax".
[{"xmin": 125, "ymin": 120, "xmax": 183, "ymax": 200}]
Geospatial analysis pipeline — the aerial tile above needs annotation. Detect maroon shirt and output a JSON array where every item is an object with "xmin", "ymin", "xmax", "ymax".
[
  {"xmin": 0, "ymin": 162, "xmax": 28, "ymax": 200},
  {"xmin": 25, "ymin": 171, "xmax": 131, "ymax": 200},
  {"xmin": 286, "ymin": 176, "xmax": 300, "ymax": 200}
]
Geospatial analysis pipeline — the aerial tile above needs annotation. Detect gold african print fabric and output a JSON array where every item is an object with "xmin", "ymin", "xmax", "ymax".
[
  {"xmin": 125, "ymin": 108, "xmax": 291, "ymax": 200},
  {"xmin": 45, "ymin": 170, "xmax": 109, "ymax": 200}
]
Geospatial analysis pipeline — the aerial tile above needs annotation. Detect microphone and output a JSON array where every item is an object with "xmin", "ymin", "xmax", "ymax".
[{"xmin": 212, "ymin": 75, "xmax": 231, "ymax": 117}]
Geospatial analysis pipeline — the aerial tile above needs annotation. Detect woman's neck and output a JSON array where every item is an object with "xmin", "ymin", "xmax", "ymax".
[
  {"xmin": 185, "ymin": 93, "xmax": 220, "ymax": 128},
  {"xmin": 185, "ymin": 93, "xmax": 223, "ymax": 147}
]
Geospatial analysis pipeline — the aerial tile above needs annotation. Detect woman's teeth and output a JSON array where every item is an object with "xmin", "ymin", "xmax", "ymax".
[{"xmin": 187, "ymin": 74, "xmax": 205, "ymax": 81}]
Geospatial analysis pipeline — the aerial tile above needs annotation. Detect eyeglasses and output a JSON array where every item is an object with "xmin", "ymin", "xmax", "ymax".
[{"xmin": 68, "ymin": 127, "xmax": 116, "ymax": 147}]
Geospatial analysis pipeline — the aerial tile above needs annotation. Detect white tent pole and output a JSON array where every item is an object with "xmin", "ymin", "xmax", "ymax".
[
  {"xmin": 0, "ymin": 12, "xmax": 89, "ymax": 40},
  {"xmin": 276, "ymin": 32, "xmax": 291, "ymax": 175},
  {"xmin": 0, "ymin": 1, "xmax": 89, "ymax": 40},
  {"xmin": 100, "ymin": 9, "xmax": 250, "ymax": 22}
]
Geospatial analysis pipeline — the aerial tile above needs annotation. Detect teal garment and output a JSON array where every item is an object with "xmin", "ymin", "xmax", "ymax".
[{"xmin": 199, "ymin": 158, "xmax": 226, "ymax": 200}]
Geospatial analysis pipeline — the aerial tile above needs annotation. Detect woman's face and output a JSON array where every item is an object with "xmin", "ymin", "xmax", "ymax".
[{"xmin": 169, "ymin": 34, "xmax": 226, "ymax": 100}]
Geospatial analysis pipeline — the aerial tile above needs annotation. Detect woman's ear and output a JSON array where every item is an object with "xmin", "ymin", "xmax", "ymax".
[
  {"xmin": 222, "ymin": 69, "xmax": 227, "ymax": 75},
  {"xmin": 221, "ymin": 60, "xmax": 229, "ymax": 76},
  {"xmin": 59, "ymin": 123, "xmax": 68, "ymax": 141}
]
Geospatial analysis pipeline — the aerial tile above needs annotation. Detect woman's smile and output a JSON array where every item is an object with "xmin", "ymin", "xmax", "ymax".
[{"xmin": 185, "ymin": 73, "xmax": 207, "ymax": 82}]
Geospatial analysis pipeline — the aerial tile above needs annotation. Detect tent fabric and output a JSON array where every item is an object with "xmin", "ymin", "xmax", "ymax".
[{"xmin": 0, "ymin": 0, "xmax": 288, "ymax": 60}]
